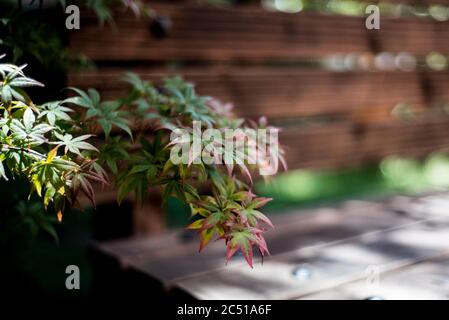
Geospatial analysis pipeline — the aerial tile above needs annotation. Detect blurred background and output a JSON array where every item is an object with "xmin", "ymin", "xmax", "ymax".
[{"xmin": 3, "ymin": 0, "xmax": 449, "ymax": 302}]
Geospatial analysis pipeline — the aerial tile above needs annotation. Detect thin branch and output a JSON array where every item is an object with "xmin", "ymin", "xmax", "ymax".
[{"xmin": 1, "ymin": 144, "xmax": 46, "ymax": 160}]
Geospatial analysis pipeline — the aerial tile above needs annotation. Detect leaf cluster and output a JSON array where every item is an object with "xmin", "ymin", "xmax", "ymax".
[{"xmin": 0, "ymin": 56, "xmax": 106, "ymax": 224}]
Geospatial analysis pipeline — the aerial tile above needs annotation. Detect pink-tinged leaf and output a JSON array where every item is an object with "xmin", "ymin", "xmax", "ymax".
[
  {"xmin": 252, "ymin": 210, "xmax": 274, "ymax": 229},
  {"xmin": 186, "ymin": 219, "xmax": 204, "ymax": 230},
  {"xmin": 233, "ymin": 190, "xmax": 255, "ymax": 202},
  {"xmin": 191, "ymin": 206, "xmax": 209, "ymax": 218},
  {"xmin": 206, "ymin": 98, "xmax": 234, "ymax": 117},
  {"xmin": 228, "ymin": 230, "xmax": 256, "ymax": 268},
  {"xmin": 215, "ymin": 225, "xmax": 226, "ymax": 237},
  {"xmin": 239, "ymin": 210, "xmax": 248, "ymax": 224},
  {"xmin": 254, "ymin": 234, "xmax": 270, "ymax": 256},
  {"xmin": 240, "ymin": 241, "xmax": 254, "ymax": 268},
  {"xmin": 225, "ymin": 163, "xmax": 234, "ymax": 176},
  {"xmin": 187, "ymin": 148, "xmax": 194, "ymax": 167},
  {"xmin": 202, "ymin": 211, "xmax": 224, "ymax": 229},
  {"xmin": 247, "ymin": 226, "xmax": 265, "ymax": 234},
  {"xmin": 74, "ymin": 174, "xmax": 96, "ymax": 208},
  {"xmin": 225, "ymin": 241, "xmax": 239, "ymax": 264},
  {"xmin": 199, "ymin": 228, "xmax": 215, "ymax": 252},
  {"xmin": 166, "ymin": 135, "xmax": 189, "ymax": 148},
  {"xmin": 239, "ymin": 163, "xmax": 253, "ymax": 184},
  {"xmin": 252, "ymin": 197, "xmax": 273, "ymax": 209}
]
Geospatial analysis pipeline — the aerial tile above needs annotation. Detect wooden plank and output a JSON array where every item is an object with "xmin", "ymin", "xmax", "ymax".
[
  {"xmin": 172, "ymin": 215, "xmax": 449, "ymax": 299},
  {"xmin": 302, "ymin": 255, "xmax": 449, "ymax": 300},
  {"xmin": 70, "ymin": 3, "xmax": 449, "ymax": 62},
  {"xmin": 168, "ymin": 192, "xmax": 449, "ymax": 299},
  {"xmin": 70, "ymin": 5, "xmax": 370, "ymax": 61},
  {"xmin": 68, "ymin": 68, "xmax": 426, "ymax": 119},
  {"xmin": 374, "ymin": 18, "xmax": 449, "ymax": 55},
  {"xmin": 282, "ymin": 117, "xmax": 449, "ymax": 169},
  {"xmin": 95, "ymin": 193, "xmax": 441, "ymax": 287},
  {"xmin": 423, "ymin": 71, "xmax": 449, "ymax": 106}
]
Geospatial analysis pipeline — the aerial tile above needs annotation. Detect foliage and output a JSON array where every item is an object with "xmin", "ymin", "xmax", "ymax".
[
  {"xmin": 105, "ymin": 74, "xmax": 283, "ymax": 265},
  {"xmin": 0, "ymin": 56, "xmax": 106, "ymax": 226},
  {"xmin": 0, "ymin": 0, "xmax": 151, "ymax": 70},
  {"xmin": 0, "ymin": 56, "xmax": 286, "ymax": 266},
  {"xmin": 66, "ymin": 73, "xmax": 286, "ymax": 266}
]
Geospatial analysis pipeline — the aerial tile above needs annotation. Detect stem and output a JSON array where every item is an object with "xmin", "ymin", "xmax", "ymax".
[{"xmin": 0, "ymin": 144, "xmax": 46, "ymax": 160}]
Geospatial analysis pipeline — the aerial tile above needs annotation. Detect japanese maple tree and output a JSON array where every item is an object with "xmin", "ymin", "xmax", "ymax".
[{"xmin": 0, "ymin": 57, "xmax": 286, "ymax": 267}]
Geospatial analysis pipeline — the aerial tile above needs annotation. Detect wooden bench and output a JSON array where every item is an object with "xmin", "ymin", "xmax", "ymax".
[{"xmin": 91, "ymin": 191, "xmax": 449, "ymax": 300}]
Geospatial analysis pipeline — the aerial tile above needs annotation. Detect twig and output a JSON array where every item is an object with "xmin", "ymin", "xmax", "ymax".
[{"xmin": 1, "ymin": 144, "xmax": 46, "ymax": 160}]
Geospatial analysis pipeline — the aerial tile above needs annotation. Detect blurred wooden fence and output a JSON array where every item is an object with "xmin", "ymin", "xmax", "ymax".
[{"xmin": 68, "ymin": 1, "xmax": 449, "ymax": 172}]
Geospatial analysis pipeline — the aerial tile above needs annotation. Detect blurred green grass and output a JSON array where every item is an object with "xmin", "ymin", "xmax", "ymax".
[
  {"xmin": 166, "ymin": 152, "xmax": 449, "ymax": 225},
  {"xmin": 256, "ymin": 152, "xmax": 449, "ymax": 213}
]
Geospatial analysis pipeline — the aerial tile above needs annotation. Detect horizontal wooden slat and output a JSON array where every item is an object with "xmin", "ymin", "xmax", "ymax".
[
  {"xmin": 282, "ymin": 117, "xmax": 449, "ymax": 169},
  {"xmin": 95, "ymin": 195, "xmax": 421, "ymax": 287},
  {"xmin": 374, "ymin": 17, "xmax": 449, "ymax": 54},
  {"xmin": 68, "ymin": 68, "xmax": 426, "ymax": 119},
  {"xmin": 70, "ymin": 4, "xmax": 371, "ymax": 61},
  {"xmin": 70, "ymin": 3, "xmax": 449, "ymax": 62},
  {"xmin": 173, "ymin": 215, "xmax": 449, "ymax": 299},
  {"xmin": 302, "ymin": 255, "xmax": 449, "ymax": 299},
  {"xmin": 93, "ymin": 192, "xmax": 449, "ymax": 299}
]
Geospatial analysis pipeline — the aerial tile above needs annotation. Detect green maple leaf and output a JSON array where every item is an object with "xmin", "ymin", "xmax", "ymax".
[
  {"xmin": 39, "ymin": 101, "xmax": 74, "ymax": 126},
  {"xmin": 54, "ymin": 132, "xmax": 98, "ymax": 156},
  {"xmin": 226, "ymin": 229, "xmax": 256, "ymax": 268}
]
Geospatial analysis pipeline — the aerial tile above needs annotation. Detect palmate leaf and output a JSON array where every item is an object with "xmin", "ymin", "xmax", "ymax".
[
  {"xmin": 161, "ymin": 180, "xmax": 182, "ymax": 205},
  {"xmin": 187, "ymin": 208, "xmax": 227, "ymax": 252},
  {"xmin": 240, "ymin": 209, "xmax": 274, "ymax": 228},
  {"xmin": 186, "ymin": 218, "xmax": 204, "ymax": 230},
  {"xmin": 110, "ymin": 117, "xmax": 132, "ymax": 139},
  {"xmin": 16, "ymin": 201, "xmax": 59, "ymax": 243},
  {"xmin": 27, "ymin": 156, "xmax": 76, "ymax": 210},
  {"xmin": 10, "ymin": 118, "xmax": 53, "ymax": 146},
  {"xmin": 71, "ymin": 160, "xmax": 109, "ymax": 208},
  {"xmin": 127, "ymin": 163, "xmax": 157, "ymax": 177},
  {"xmin": 202, "ymin": 210, "xmax": 226, "ymax": 229},
  {"xmin": 248, "ymin": 197, "xmax": 273, "ymax": 209},
  {"xmin": 54, "ymin": 132, "xmax": 98, "ymax": 156},
  {"xmin": 0, "ymin": 157, "xmax": 8, "ymax": 181},
  {"xmin": 123, "ymin": 72, "xmax": 155, "ymax": 95},
  {"xmin": 72, "ymin": 172, "xmax": 96, "ymax": 207},
  {"xmin": 98, "ymin": 136, "xmax": 130, "ymax": 174},
  {"xmin": 0, "ymin": 63, "xmax": 43, "ymax": 103},
  {"xmin": 226, "ymin": 229, "xmax": 256, "ymax": 268},
  {"xmin": 23, "ymin": 107, "xmax": 35, "ymax": 129},
  {"xmin": 9, "ymin": 77, "xmax": 44, "ymax": 88},
  {"xmin": 199, "ymin": 228, "xmax": 215, "ymax": 252},
  {"xmin": 117, "ymin": 171, "xmax": 149, "ymax": 204},
  {"xmin": 65, "ymin": 88, "xmax": 132, "ymax": 139},
  {"xmin": 0, "ymin": 110, "xmax": 10, "ymax": 134},
  {"xmin": 39, "ymin": 101, "xmax": 74, "ymax": 126},
  {"xmin": 80, "ymin": 159, "xmax": 109, "ymax": 185},
  {"xmin": 65, "ymin": 87, "xmax": 102, "ymax": 108}
]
